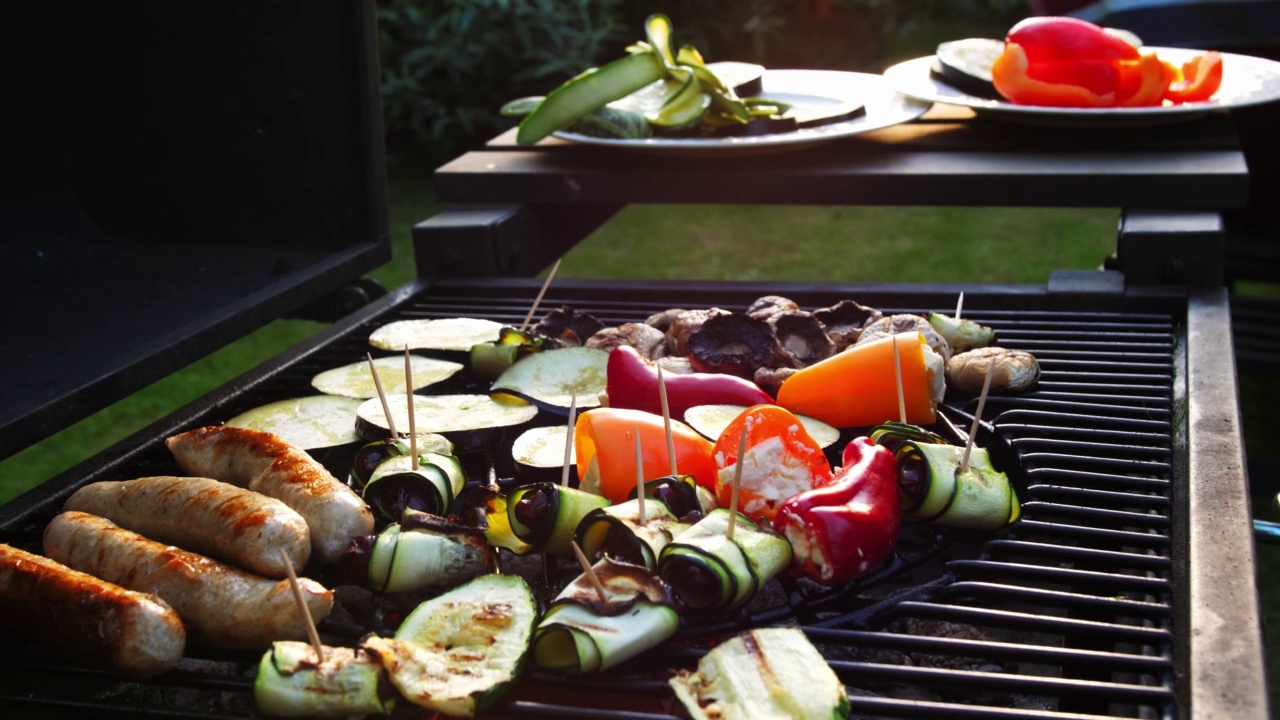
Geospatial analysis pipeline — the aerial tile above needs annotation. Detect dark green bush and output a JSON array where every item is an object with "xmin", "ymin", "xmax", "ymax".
[{"xmin": 378, "ymin": 0, "xmax": 624, "ymax": 161}]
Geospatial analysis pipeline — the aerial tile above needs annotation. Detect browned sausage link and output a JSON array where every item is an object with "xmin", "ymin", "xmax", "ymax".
[
  {"xmin": 0, "ymin": 543, "xmax": 186, "ymax": 678},
  {"xmin": 165, "ymin": 426, "xmax": 374, "ymax": 564},
  {"xmin": 64, "ymin": 476, "xmax": 311, "ymax": 578},
  {"xmin": 43, "ymin": 511, "xmax": 334, "ymax": 651}
]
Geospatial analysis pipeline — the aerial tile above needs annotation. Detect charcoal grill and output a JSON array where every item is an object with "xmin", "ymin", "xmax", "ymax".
[
  {"xmin": 0, "ymin": 3, "xmax": 1267, "ymax": 719},
  {"xmin": 0, "ymin": 278, "xmax": 1259, "ymax": 719}
]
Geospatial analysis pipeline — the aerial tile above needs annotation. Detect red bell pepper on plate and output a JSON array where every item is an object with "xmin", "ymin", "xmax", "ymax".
[
  {"xmin": 1163, "ymin": 51, "xmax": 1224, "ymax": 103},
  {"xmin": 990, "ymin": 16, "xmax": 1222, "ymax": 108},
  {"xmin": 772, "ymin": 436, "xmax": 900, "ymax": 585},
  {"xmin": 1006, "ymin": 16, "xmax": 1140, "ymax": 64}
]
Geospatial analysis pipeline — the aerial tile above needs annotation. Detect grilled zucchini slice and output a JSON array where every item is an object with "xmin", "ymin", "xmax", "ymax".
[{"xmin": 363, "ymin": 574, "xmax": 537, "ymax": 718}]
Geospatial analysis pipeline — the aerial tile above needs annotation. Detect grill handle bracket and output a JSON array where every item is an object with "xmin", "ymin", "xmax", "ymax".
[
  {"xmin": 414, "ymin": 203, "xmax": 620, "ymax": 277},
  {"xmin": 1114, "ymin": 209, "xmax": 1225, "ymax": 287}
]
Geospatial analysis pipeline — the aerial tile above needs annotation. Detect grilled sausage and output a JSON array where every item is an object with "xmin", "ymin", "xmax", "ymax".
[
  {"xmin": 164, "ymin": 426, "xmax": 374, "ymax": 564},
  {"xmin": 44, "ymin": 511, "xmax": 334, "ymax": 650},
  {"xmin": 64, "ymin": 475, "xmax": 311, "ymax": 578},
  {"xmin": 0, "ymin": 543, "xmax": 186, "ymax": 678}
]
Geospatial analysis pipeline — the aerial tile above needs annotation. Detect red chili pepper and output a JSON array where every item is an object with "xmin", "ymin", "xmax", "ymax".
[
  {"xmin": 1006, "ymin": 16, "xmax": 1139, "ymax": 64},
  {"xmin": 1163, "ymin": 51, "xmax": 1224, "ymax": 103},
  {"xmin": 712, "ymin": 404, "xmax": 833, "ymax": 524},
  {"xmin": 605, "ymin": 345, "xmax": 774, "ymax": 419},
  {"xmin": 772, "ymin": 436, "xmax": 900, "ymax": 585}
]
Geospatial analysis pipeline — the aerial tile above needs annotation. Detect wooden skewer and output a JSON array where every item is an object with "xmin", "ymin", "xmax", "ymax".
[
  {"xmin": 571, "ymin": 540, "xmax": 608, "ymax": 603},
  {"xmin": 280, "ymin": 548, "xmax": 325, "ymax": 662},
  {"xmin": 892, "ymin": 336, "xmax": 906, "ymax": 425},
  {"xmin": 519, "ymin": 257, "xmax": 562, "ymax": 333},
  {"xmin": 726, "ymin": 423, "xmax": 747, "ymax": 542},
  {"xmin": 405, "ymin": 346, "xmax": 418, "ymax": 471},
  {"xmin": 561, "ymin": 392, "xmax": 578, "ymax": 487},
  {"xmin": 367, "ymin": 352, "xmax": 397, "ymax": 439},
  {"xmin": 634, "ymin": 429, "xmax": 646, "ymax": 526},
  {"xmin": 657, "ymin": 365, "xmax": 677, "ymax": 476},
  {"xmin": 958, "ymin": 360, "xmax": 997, "ymax": 476},
  {"xmin": 955, "ymin": 291, "xmax": 965, "ymax": 321}
]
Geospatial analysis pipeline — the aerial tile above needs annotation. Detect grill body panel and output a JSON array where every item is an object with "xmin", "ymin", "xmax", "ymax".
[{"xmin": 0, "ymin": 279, "xmax": 1259, "ymax": 719}]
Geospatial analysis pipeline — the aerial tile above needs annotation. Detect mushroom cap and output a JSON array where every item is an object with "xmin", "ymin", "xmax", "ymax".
[
  {"xmin": 813, "ymin": 299, "xmax": 883, "ymax": 351},
  {"xmin": 858, "ymin": 314, "xmax": 953, "ymax": 363},
  {"xmin": 945, "ymin": 346, "xmax": 1041, "ymax": 395},
  {"xmin": 772, "ymin": 311, "xmax": 836, "ymax": 368},
  {"xmin": 686, "ymin": 313, "xmax": 791, "ymax": 379},
  {"xmin": 535, "ymin": 305, "xmax": 606, "ymax": 347}
]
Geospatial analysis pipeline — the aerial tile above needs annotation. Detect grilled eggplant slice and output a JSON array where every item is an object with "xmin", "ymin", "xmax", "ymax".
[
  {"xmin": 490, "ymin": 346, "xmax": 609, "ymax": 413},
  {"xmin": 930, "ymin": 38, "xmax": 1005, "ymax": 98},
  {"xmin": 355, "ymin": 393, "xmax": 538, "ymax": 453},
  {"xmin": 369, "ymin": 317, "xmax": 504, "ymax": 353},
  {"xmin": 684, "ymin": 404, "xmax": 839, "ymax": 450},
  {"xmin": 225, "ymin": 395, "xmax": 362, "ymax": 450},
  {"xmin": 311, "ymin": 354, "xmax": 462, "ymax": 399}
]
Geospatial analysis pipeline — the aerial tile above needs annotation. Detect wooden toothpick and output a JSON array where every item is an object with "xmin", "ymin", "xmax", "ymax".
[
  {"xmin": 955, "ymin": 292, "xmax": 965, "ymax": 321},
  {"xmin": 571, "ymin": 540, "xmax": 608, "ymax": 603},
  {"xmin": 405, "ymin": 346, "xmax": 418, "ymax": 471},
  {"xmin": 634, "ymin": 429, "xmax": 646, "ymax": 526},
  {"xmin": 959, "ymin": 360, "xmax": 997, "ymax": 476},
  {"xmin": 657, "ymin": 365, "xmax": 677, "ymax": 476},
  {"xmin": 892, "ymin": 336, "xmax": 906, "ymax": 425},
  {"xmin": 561, "ymin": 392, "xmax": 578, "ymax": 487},
  {"xmin": 726, "ymin": 423, "xmax": 747, "ymax": 541},
  {"xmin": 367, "ymin": 352, "xmax": 397, "ymax": 439},
  {"xmin": 519, "ymin": 258, "xmax": 562, "ymax": 332},
  {"xmin": 281, "ymin": 548, "xmax": 325, "ymax": 662}
]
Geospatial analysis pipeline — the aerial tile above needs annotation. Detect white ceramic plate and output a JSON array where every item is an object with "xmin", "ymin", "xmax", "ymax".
[
  {"xmin": 553, "ymin": 69, "xmax": 930, "ymax": 156},
  {"xmin": 883, "ymin": 47, "xmax": 1280, "ymax": 128}
]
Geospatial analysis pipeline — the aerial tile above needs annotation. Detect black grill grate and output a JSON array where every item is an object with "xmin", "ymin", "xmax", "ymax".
[{"xmin": 0, "ymin": 281, "xmax": 1186, "ymax": 719}]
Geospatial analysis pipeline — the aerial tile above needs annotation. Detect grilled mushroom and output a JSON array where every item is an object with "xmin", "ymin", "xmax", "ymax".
[
  {"xmin": 772, "ymin": 311, "xmax": 836, "ymax": 367},
  {"xmin": 644, "ymin": 308, "xmax": 686, "ymax": 334},
  {"xmin": 946, "ymin": 346, "xmax": 1040, "ymax": 394},
  {"xmin": 535, "ymin": 306, "xmax": 606, "ymax": 347},
  {"xmin": 858, "ymin": 314, "xmax": 953, "ymax": 362},
  {"xmin": 665, "ymin": 308, "xmax": 730, "ymax": 357},
  {"xmin": 813, "ymin": 299, "xmax": 883, "ymax": 351},
  {"xmin": 585, "ymin": 323, "xmax": 667, "ymax": 359},
  {"xmin": 686, "ymin": 313, "xmax": 791, "ymax": 379},
  {"xmin": 656, "ymin": 355, "xmax": 695, "ymax": 375},
  {"xmin": 753, "ymin": 366, "xmax": 798, "ymax": 397},
  {"xmin": 746, "ymin": 295, "xmax": 800, "ymax": 323}
]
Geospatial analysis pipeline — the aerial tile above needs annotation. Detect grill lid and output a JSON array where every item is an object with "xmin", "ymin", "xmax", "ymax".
[{"xmin": 0, "ymin": 0, "xmax": 390, "ymax": 462}]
